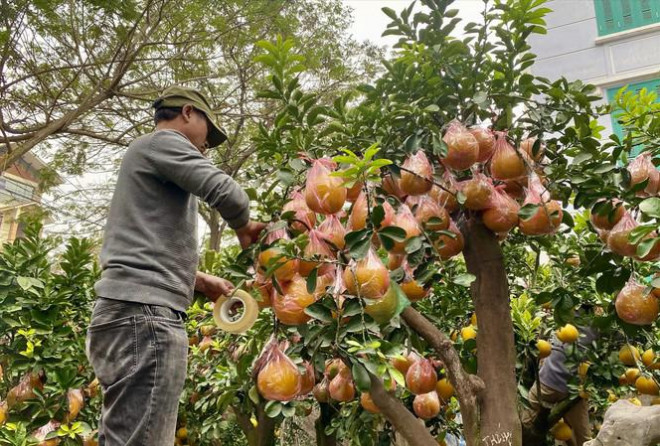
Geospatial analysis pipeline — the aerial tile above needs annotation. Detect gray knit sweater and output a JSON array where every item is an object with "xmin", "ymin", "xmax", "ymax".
[{"xmin": 94, "ymin": 129, "xmax": 250, "ymax": 312}]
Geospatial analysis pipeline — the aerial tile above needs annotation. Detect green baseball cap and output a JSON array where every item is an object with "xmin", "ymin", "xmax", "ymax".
[{"xmin": 153, "ymin": 86, "xmax": 228, "ymax": 147}]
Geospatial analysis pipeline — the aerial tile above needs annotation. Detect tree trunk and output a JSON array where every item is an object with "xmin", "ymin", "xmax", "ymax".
[
  {"xmin": 208, "ymin": 210, "xmax": 222, "ymax": 251},
  {"xmin": 461, "ymin": 217, "xmax": 522, "ymax": 446},
  {"xmin": 401, "ymin": 307, "xmax": 482, "ymax": 446},
  {"xmin": 368, "ymin": 373, "xmax": 438, "ymax": 446},
  {"xmin": 315, "ymin": 402, "xmax": 338, "ymax": 446},
  {"xmin": 233, "ymin": 402, "xmax": 279, "ymax": 446}
]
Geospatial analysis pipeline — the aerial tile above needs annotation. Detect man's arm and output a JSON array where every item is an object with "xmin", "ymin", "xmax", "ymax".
[
  {"xmin": 195, "ymin": 271, "xmax": 234, "ymax": 302},
  {"xmin": 147, "ymin": 130, "xmax": 250, "ymax": 229}
]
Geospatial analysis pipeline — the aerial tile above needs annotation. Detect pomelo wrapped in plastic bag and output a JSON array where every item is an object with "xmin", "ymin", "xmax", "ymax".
[
  {"xmin": 441, "ymin": 119, "xmax": 478, "ymax": 171},
  {"xmin": 283, "ymin": 189, "xmax": 316, "ymax": 233},
  {"xmin": 256, "ymin": 336, "xmax": 302, "ymax": 401},
  {"xmin": 490, "ymin": 131, "xmax": 528, "ymax": 181},
  {"xmin": 318, "ymin": 214, "xmax": 346, "ymax": 250},
  {"xmin": 400, "ymin": 150, "xmax": 434, "ymax": 195},
  {"xmin": 405, "ymin": 358, "xmax": 437, "ymax": 394},
  {"xmin": 615, "ymin": 277, "xmax": 659, "ymax": 326},
  {"xmin": 400, "ymin": 260, "xmax": 429, "ymax": 302},
  {"xmin": 253, "ymin": 271, "xmax": 275, "ymax": 308},
  {"xmin": 383, "ymin": 173, "xmax": 406, "ymax": 199},
  {"xmin": 258, "ymin": 225, "xmax": 299, "ymax": 282},
  {"xmin": 469, "ymin": 126, "xmax": 496, "ymax": 163},
  {"xmin": 349, "ymin": 191, "xmax": 395, "ymax": 231},
  {"xmin": 434, "ymin": 219, "xmax": 464, "ymax": 260},
  {"xmin": 519, "ymin": 175, "xmax": 562, "ymax": 236},
  {"xmin": 31, "ymin": 420, "xmax": 61, "ymax": 446},
  {"xmin": 429, "ymin": 170, "xmax": 460, "ymax": 212},
  {"xmin": 390, "ymin": 205, "xmax": 422, "ymax": 254},
  {"xmin": 458, "ymin": 171, "xmax": 494, "ymax": 210},
  {"xmin": 343, "ymin": 248, "xmax": 390, "ymax": 299},
  {"xmin": 65, "ymin": 388, "xmax": 85, "ymax": 422},
  {"xmin": 607, "ymin": 211, "xmax": 639, "ymax": 257},
  {"xmin": 413, "ymin": 391, "xmax": 441, "ymax": 420},
  {"xmin": 329, "ymin": 370, "xmax": 355, "ymax": 402},
  {"xmin": 299, "ymin": 229, "xmax": 335, "ymax": 277},
  {"xmin": 482, "ymin": 185, "xmax": 520, "ymax": 234},
  {"xmin": 520, "ymin": 137, "xmax": 545, "ymax": 162},
  {"xmin": 305, "ymin": 158, "xmax": 346, "ymax": 215},
  {"xmin": 299, "ymin": 361, "xmax": 316, "ymax": 396},
  {"xmin": 628, "ymin": 152, "xmax": 659, "ymax": 197},
  {"xmin": 272, "ymin": 274, "xmax": 316, "ymax": 325},
  {"xmin": 414, "ymin": 196, "xmax": 450, "ymax": 231}
]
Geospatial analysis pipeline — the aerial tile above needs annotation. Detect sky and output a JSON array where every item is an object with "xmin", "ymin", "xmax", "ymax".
[{"xmin": 342, "ymin": 0, "xmax": 485, "ymax": 44}]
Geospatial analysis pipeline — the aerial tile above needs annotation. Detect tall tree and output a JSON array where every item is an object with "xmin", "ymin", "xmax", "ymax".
[{"xmin": 0, "ymin": 0, "xmax": 381, "ymax": 245}]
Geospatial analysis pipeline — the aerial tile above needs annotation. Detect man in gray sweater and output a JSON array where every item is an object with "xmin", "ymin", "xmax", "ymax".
[{"xmin": 85, "ymin": 86, "xmax": 265, "ymax": 446}]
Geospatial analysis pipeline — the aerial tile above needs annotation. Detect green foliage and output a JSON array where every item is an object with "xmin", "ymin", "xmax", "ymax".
[{"xmin": 0, "ymin": 221, "xmax": 100, "ymax": 444}]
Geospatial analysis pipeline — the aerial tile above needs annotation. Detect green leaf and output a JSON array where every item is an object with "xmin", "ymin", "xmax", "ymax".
[
  {"xmin": 424, "ymin": 104, "xmax": 440, "ymax": 112},
  {"xmin": 518, "ymin": 203, "xmax": 540, "ymax": 221},
  {"xmin": 248, "ymin": 385, "xmax": 260, "ymax": 405},
  {"xmin": 264, "ymin": 400, "xmax": 282, "ymax": 418},
  {"xmin": 304, "ymin": 302, "xmax": 334, "ymax": 323},
  {"xmin": 636, "ymin": 237, "xmax": 658, "ymax": 259},
  {"xmin": 352, "ymin": 362, "xmax": 371, "ymax": 392},
  {"xmin": 381, "ymin": 7, "xmax": 399, "ymax": 21},
  {"xmin": 306, "ymin": 268, "xmax": 318, "ymax": 294},
  {"xmin": 453, "ymin": 273, "xmax": 476, "ymax": 287},
  {"xmin": 371, "ymin": 205, "xmax": 385, "ymax": 228},
  {"xmin": 405, "ymin": 236, "xmax": 423, "ymax": 253},
  {"xmin": 640, "ymin": 197, "xmax": 660, "ymax": 218},
  {"xmin": 378, "ymin": 226, "xmax": 407, "ymax": 242}
]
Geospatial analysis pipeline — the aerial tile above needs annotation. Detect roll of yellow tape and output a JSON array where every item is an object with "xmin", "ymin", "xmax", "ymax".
[{"xmin": 213, "ymin": 289, "xmax": 259, "ymax": 334}]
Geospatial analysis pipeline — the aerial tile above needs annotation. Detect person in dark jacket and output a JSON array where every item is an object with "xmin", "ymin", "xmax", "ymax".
[
  {"xmin": 86, "ymin": 86, "xmax": 265, "ymax": 446},
  {"xmin": 521, "ymin": 319, "xmax": 598, "ymax": 446}
]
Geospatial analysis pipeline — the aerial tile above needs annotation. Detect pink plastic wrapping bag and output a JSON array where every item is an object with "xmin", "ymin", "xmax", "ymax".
[
  {"xmin": 441, "ymin": 119, "xmax": 479, "ymax": 171},
  {"xmin": 256, "ymin": 336, "xmax": 302, "ymax": 401},
  {"xmin": 283, "ymin": 189, "xmax": 317, "ymax": 233},
  {"xmin": 628, "ymin": 152, "xmax": 659, "ymax": 197},
  {"xmin": 482, "ymin": 185, "xmax": 520, "ymax": 234},
  {"xmin": 490, "ymin": 131, "xmax": 527, "ymax": 181},
  {"xmin": 469, "ymin": 126, "xmax": 496, "ymax": 163},
  {"xmin": 343, "ymin": 248, "xmax": 390, "ymax": 299},
  {"xmin": 318, "ymin": 214, "xmax": 346, "ymax": 250},
  {"xmin": 305, "ymin": 158, "xmax": 346, "ymax": 215},
  {"xmin": 400, "ymin": 150, "xmax": 434, "ymax": 195}
]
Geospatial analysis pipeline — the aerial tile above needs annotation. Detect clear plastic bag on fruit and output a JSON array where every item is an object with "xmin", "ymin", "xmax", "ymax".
[
  {"xmin": 390, "ymin": 205, "xmax": 422, "ymax": 254},
  {"xmin": 400, "ymin": 150, "xmax": 434, "ymax": 195},
  {"xmin": 458, "ymin": 171, "xmax": 494, "ymax": 210},
  {"xmin": 343, "ymin": 248, "xmax": 390, "ymax": 299},
  {"xmin": 283, "ymin": 189, "xmax": 316, "ymax": 233},
  {"xmin": 256, "ymin": 336, "xmax": 302, "ymax": 401},
  {"xmin": 628, "ymin": 152, "xmax": 659, "ymax": 197},
  {"xmin": 470, "ymin": 126, "xmax": 496, "ymax": 163},
  {"xmin": 305, "ymin": 158, "xmax": 346, "ymax": 215},
  {"xmin": 490, "ymin": 131, "xmax": 528, "ymax": 181},
  {"xmin": 482, "ymin": 185, "xmax": 520, "ymax": 234},
  {"xmin": 615, "ymin": 277, "xmax": 659, "ymax": 326},
  {"xmin": 441, "ymin": 119, "xmax": 479, "ymax": 171},
  {"xmin": 414, "ymin": 196, "xmax": 449, "ymax": 231},
  {"xmin": 318, "ymin": 214, "xmax": 346, "ymax": 250},
  {"xmin": 607, "ymin": 212, "xmax": 639, "ymax": 257},
  {"xmin": 272, "ymin": 274, "xmax": 316, "ymax": 325},
  {"xmin": 299, "ymin": 229, "xmax": 335, "ymax": 277}
]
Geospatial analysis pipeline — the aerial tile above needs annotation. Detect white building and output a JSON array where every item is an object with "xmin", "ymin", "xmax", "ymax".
[{"xmin": 528, "ymin": 0, "xmax": 660, "ymax": 142}]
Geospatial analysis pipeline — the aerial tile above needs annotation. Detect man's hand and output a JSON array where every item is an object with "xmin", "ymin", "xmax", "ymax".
[
  {"xmin": 235, "ymin": 220, "xmax": 266, "ymax": 250},
  {"xmin": 195, "ymin": 271, "xmax": 234, "ymax": 302}
]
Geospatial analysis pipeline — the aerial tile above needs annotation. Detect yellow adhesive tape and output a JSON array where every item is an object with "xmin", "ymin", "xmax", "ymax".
[{"xmin": 213, "ymin": 289, "xmax": 259, "ymax": 334}]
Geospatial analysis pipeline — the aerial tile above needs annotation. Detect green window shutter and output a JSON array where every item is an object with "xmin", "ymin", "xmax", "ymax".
[
  {"xmin": 607, "ymin": 78, "xmax": 660, "ymax": 156},
  {"xmin": 594, "ymin": 0, "xmax": 660, "ymax": 36}
]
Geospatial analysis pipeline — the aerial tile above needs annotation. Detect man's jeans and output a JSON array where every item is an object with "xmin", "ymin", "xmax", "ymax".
[{"xmin": 86, "ymin": 298, "xmax": 188, "ymax": 446}]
